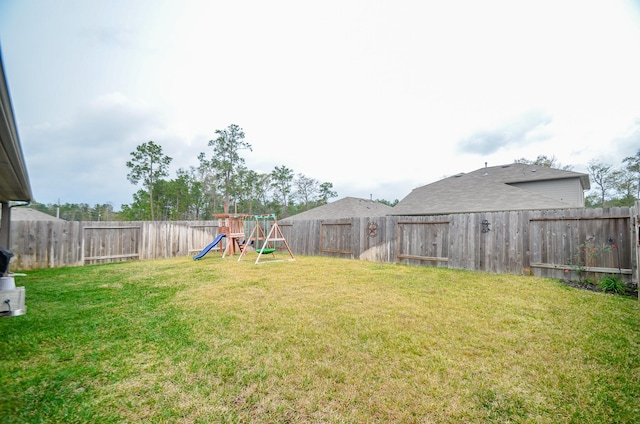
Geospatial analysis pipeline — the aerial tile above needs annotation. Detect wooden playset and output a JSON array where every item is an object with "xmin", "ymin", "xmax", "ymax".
[
  {"xmin": 194, "ymin": 211, "xmax": 294, "ymax": 264},
  {"xmin": 212, "ymin": 213, "xmax": 250, "ymax": 257}
]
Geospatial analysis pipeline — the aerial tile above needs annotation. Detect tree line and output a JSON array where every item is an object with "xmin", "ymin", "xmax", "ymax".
[
  {"xmin": 28, "ymin": 144, "xmax": 639, "ymax": 221},
  {"xmin": 585, "ymin": 150, "xmax": 640, "ymax": 207},
  {"xmin": 119, "ymin": 124, "xmax": 341, "ymax": 221},
  {"xmin": 29, "ymin": 124, "xmax": 342, "ymax": 221}
]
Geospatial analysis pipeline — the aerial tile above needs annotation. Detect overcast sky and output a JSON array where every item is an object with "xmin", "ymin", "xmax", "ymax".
[{"xmin": 1, "ymin": 0, "xmax": 640, "ymax": 210}]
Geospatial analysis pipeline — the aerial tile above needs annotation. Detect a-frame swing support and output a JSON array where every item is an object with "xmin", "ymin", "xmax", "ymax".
[{"xmin": 239, "ymin": 216, "xmax": 295, "ymax": 264}]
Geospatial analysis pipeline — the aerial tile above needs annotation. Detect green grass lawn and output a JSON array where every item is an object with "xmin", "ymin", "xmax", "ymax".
[{"xmin": 1, "ymin": 255, "xmax": 639, "ymax": 423}]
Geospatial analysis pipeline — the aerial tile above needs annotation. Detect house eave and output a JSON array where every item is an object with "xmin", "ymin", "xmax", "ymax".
[{"xmin": 0, "ymin": 48, "xmax": 32, "ymax": 203}]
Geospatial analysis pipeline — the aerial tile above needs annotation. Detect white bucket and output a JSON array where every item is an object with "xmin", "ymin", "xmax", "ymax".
[{"xmin": 0, "ymin": 276, "xmax": 16, "ymax": 290}]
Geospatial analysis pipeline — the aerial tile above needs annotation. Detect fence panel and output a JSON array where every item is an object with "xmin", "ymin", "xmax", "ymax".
[
  {"xmin": 358, "ymin": 217, "xmax": 391, "ymax": 262},
  {"xmin": 82, "ymin": 225, "xmax": 141, "ymax": 265},
  {"xmin": 396, "ymin": 220, "xmax": 449, "ymax": 266},
  {"xmin": 280, "ymin": 220, "xmax": 321, "ymax": 256},
  {"xmin": 528, "ymin": 208, "xmax": 632, "ymax": 279},
  {"xmin": 319, "ymin": 221, "xmax": 353, "ymax": 258}
]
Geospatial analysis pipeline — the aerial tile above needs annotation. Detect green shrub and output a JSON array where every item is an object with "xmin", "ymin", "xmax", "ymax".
[{"xmin": 598, "ymin": 275, "xmax": 627, "ymax": 295}]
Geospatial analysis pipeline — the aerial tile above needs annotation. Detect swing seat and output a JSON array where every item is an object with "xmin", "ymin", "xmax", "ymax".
[{"xmin": 257, "ymin": 248, "xmax": 276, "ymax": 254}]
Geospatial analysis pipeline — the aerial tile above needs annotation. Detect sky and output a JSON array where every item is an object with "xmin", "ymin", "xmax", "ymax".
[{"xmin": 1, "ymin": 0, "xmax": 640, "ymax": 210}]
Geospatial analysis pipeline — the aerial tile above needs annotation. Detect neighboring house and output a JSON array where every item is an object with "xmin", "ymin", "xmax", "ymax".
[
  {"xmin": 281, "ymin": 197, "xmax": 395, "ymax": 222},
  {"xmin": 9, "ymin": 207, "xmax": 64, "ymax": 222},
  {"xmin": 391, "ymin": 163, "xmax": 591, "ymax": 216}
]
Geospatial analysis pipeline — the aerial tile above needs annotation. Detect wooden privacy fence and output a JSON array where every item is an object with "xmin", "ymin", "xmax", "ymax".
[
  {"xmin": 9, "ymin": 220, "xmax": 220, "ymax": 269},
  {"xmin": 7, "ymin": 206, "xmax": 640, "ymax": 286},
  {"xmin": 280, "ymin": 206, "xmax": 638, "ymax": 285}
]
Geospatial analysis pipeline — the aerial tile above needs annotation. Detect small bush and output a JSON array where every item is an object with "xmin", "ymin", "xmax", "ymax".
[{"xmin": 598, "ymin": 275, "xmax": 627, "ymax": 295}]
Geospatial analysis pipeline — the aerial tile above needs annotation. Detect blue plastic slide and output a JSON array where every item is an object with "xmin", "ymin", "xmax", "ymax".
[{"xmin": 193, "ymin": 234, "xmax": 226, "ymax": 260}]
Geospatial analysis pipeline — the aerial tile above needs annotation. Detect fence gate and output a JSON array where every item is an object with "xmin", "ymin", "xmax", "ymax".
[
  {"xmin": 396, "ymin": 220, "xmax": 450, "ymax": 266},
  {"xmin": 528, "ymin": 215, "xmax": 632, "ymax": 279},
  {"xmin": 319, "ymin": 222, "xmax": 352, "ymax": 258},
  {"xmin": 82, "ymin": 226, "xmax": 141, "ymax": 265}
]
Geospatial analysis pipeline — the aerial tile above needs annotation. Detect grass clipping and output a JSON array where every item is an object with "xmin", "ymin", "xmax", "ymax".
[{"xmin": 1, "ymin": 255, "xmax": 640, "ymax": 423}]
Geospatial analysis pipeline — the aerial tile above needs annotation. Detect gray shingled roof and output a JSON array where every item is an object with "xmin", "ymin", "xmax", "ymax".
[
  {"xmin": 465, "ymin": 163, "xmax": 590, "ymax": 189},
  {"xmin": 9, "ymin": 207, "xmax": 64, "ymax": 221},
  {"xmin": 281, "ymin": 197, "xmax": 395, "ymax": 221},
  {"xmin": 391, "ymin": 163, "xmax": 590, "ymax": 216}
]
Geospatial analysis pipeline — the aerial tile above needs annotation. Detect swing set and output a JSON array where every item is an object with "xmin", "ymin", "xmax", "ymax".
[{"xmin": 238, "ymin": 214, "xmax": 295, "ymax": 264}]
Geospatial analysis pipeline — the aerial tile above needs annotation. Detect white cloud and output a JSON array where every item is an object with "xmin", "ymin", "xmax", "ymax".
[
  {"xmin": 457, "ymin": 110, "xmax": 554, "ymax": 155},
  {"xmin": 2, "ymin": 0, "xmax": 640, "ymax": 209},
  {"xmin": 20, "ymin": 92, "xmax": 169, "ymax": 206}
]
